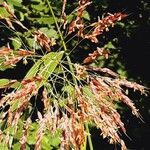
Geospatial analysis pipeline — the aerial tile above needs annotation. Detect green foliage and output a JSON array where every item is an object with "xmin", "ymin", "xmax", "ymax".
[
  {"xmin": 25, "ymin": 51, "xmax": 64, "ymax": 80},
  {"xmin": 11, "ymin": 37, "xmax": 22, "ymax": 50},
  {"xmin": 0, "ymin": 79, "xmax": 10, "ymax": 88}
]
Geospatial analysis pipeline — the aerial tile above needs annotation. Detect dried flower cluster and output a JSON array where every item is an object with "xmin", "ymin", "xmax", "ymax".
[
  {"xmin": 0, "ymin": 46, "xmax": 34, "ymax": 67},
  {"xmin": 68, "ymin": 0, "xmax": 91, "ymax": 36},
  {"xmin": 85, "ymin": 13, "xmax": 127, "ymax": 43},
  {"xmin": 32, "ymin": 31, "xmax": 56, "ymax": 52},
  {"xmin": 0, "ymin": 78, "xmax": 39, "ymax": 149},
  {"xmin": 0, "ymin": 1, "xmax": 27, "ymax": 30},
  {"xmin": 83, "ymin": 47, "xmax": 110, "ymax": 64},
  {"xmin": 0, "ymin": 47, "xmax": 12, "ymax": 57},
  {"xmin": 20, "ymin": 118, "xmax": 31, "ymax": 150},
  {"xmin": 67, "ymin": 1, "xmax": 127, "ymax": 42},
  {"xmin": 74, "ymin": 64, "xmax": 146, "ymax": 150}
]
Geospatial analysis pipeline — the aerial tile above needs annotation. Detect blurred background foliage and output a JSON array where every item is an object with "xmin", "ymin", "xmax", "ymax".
[{"xmin": 0, "ymin": 0, "xmax": 149, "ymax": 149}]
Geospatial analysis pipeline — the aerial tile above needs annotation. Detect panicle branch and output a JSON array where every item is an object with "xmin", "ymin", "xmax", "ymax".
[
  {"xmin": 20, "ymin": 118, "xmax": 31, "ymax": 150},
  {"xmin": 68, "ymin": 0, "xmax": 92, "ymax": 36},
  {"xmin": 32, "ymin": 30, "xmax": 56, "ymax": 52},
  {"xmin": 85, "ymin": 13, "xmax": 127, "ymax": 43}
]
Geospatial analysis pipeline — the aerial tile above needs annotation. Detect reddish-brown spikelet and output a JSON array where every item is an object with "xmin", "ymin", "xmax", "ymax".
[
  {"xmin": 61, "ymin": 0, "xmax": 67, "ymax": 29},
  {"xmin": 32, "ymin": 30, "xmax": 56, "ymax": 51},
  {"xmin": 83, "ymin": 47, "xmax": 110, "ymax": 64},
  {"xmin": 76, "ymin": 86, "xmax": 88, "ymax": 115},
  {"xmin": 12, "ymin": 101, "xmax": 28, "ymax": 133},
  {"xmin": 42, "ymin": 88, "xmax": 50, "ymax": 110},
  {"xmin": 0, "ymin": 15, "xmax": 15, "ymax": 29},
  {"xmin": 5, "ymin": 17, "xmax": 15, "ymax": 29},
  {"xmin": 74, "ymin": 63, "xmax": 87, "ymax": 79},
  {"xmin": 103, "ymin": 77, "xmax": 144, "ymax": 118},
  {"xmin": 113, "ymin": 79, "xmax": 145, "ymax": 94},
  {"xmin": 112, "ymin": 112, "xmax": 126, "ymax": 133},
  {"xmin": 14, "ymin": 81, "xmax": 37, "ymax": 99},
  {"xmin": 75, "ymin": 85, "xmax": 127, "ymax": 149},
  {"xmin": 95, "ymin": 77, "xmax": 140, "ymax": 118},
  {"xmin": 20, "ymin": 118, "xmax": 31, "ymax": 150},
  {"xmin": 85, "ymin": 12, "xmax": 127, "ymax": 43},
  {"xmin": 59, "ymin": 113, "xmax": 85, "ymax": 150},
  {"xmin": 68, "ymin": 0, "xmax": 91, "ymax": 36},
  {"xmin": 68, "ymin": 21, "xmax": 76, "ymax": 34},
  {"xmin": 21, "ymin": 75, "xmax": 42, "ymax": 85},
  {"xmin": 0, "ymin": 47, "xmax": 12, "ymax": 57},
  {"xmin": 86, "ymin": 66, "xmax": 118, "ymax": 77},
  {"xmin": 46, "ymin": 105, "xmax": 60, "ymax": 134},
  {"xmin": 4, "ymin": 56, "xmax": 22, "ymax": 66},
  {"xmin": 18, "ymin": 49, "xmax": 34, "ymax": 56},
  {"xmin": 0, "ymin": 81, "xmax": 37, "ymax": 109},
  {"xmin": 117, "ymin": 90, "xmax": 140, "ymax": 117},
  {"xmin": 6, "ymin": 109, "xmax": 13, "ymax": 128},
  {"xmin": 78, "ymin": 0, "xmax": 90, "ymax": 17},
  {"xmin": 62, "ymin": 0, "xmax": 67, "ymax": 17},
  {"xmin": 35, "ymin": 112, "xmax": 46, "ymax": 150},
  {"xmin": 68, "ymin": 17, "xmax": 85, "ymax": 37},
  {"xmin": 66, "ymin": 106, "xmax": 85, "ymax": 147}
]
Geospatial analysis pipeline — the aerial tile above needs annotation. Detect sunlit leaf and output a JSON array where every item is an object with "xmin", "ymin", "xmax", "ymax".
[
  {"xmin": 0, "ymin": 7, "xmax": 10, "ymax": 17},
  {"xmin": 50, "ymin": 130, "xmax": 61, "ymax": 147},
  {"xmin": 10, "ymin": 100, "xmax": 20, "ymax": 112},
  {"xmin": 37, "ymin": 17, "xmax": 54, "ymax": 25},
  {"xmin": 31, "ymin": 3, "xmax": 48, "ymax": 12},
  {"xmin": 39, "ymin": 27, "xmax": 59, "ymax": 39},
  {"xmin": 0, "ymin": 79, "xmax": 10, "ymax": 88},
  {"xmin": 4, "ymin": 126, "xmax": 15, "ymax": 135},
  {"xmin": 13, "ymin": 143, "xmax": 21, "ymax": 150},
  {"xmin": 25, "ymin": 51, "xmax": 64, "ymax": 89},
  {"xmin": 39, "ymin": 51, "xmax": 64, "ymax": 86},
  {"xmin": 83, "ymin": 11, "xmax": 90, "ymax": 20},
  {"xmin": 104, "ymin": 41, "xmax": 116, "ymax": 49},
  {"xmin": 42, "ymin": 135, "xmax": 52, "ymax": 150},
  {"xmin": 0, "ymin": 142, "xmax": 8, "ymax": 150},
  {"xmin": 11, "ymin": 37, "xmax": 22, "ymax": 50},
  {"xmin": 27, "ymin": 123, "xmax": 39, "ymax": 145},
  {"xmin": 25, "ymin": 60, "xmax": 43, "ymax": 79},
  {"xmin": 62, "ymin": 85, "xmax": 75, "ymax": 97},
  {"xmin": 83, "ymin": 86, "xmax": 95, "ymax": 99}
]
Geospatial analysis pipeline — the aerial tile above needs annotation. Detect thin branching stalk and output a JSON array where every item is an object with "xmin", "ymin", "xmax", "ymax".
[
  {"xmin": 45, "ymin": 0, "xmax": 94, "ymax": 149},
  {"xmin": 85, "ymin": 123, "xmax": 94, "ymax": 150},
  {"xmin": 46, "ymin": 0, "xmax": 77, "ymax": 85}
]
